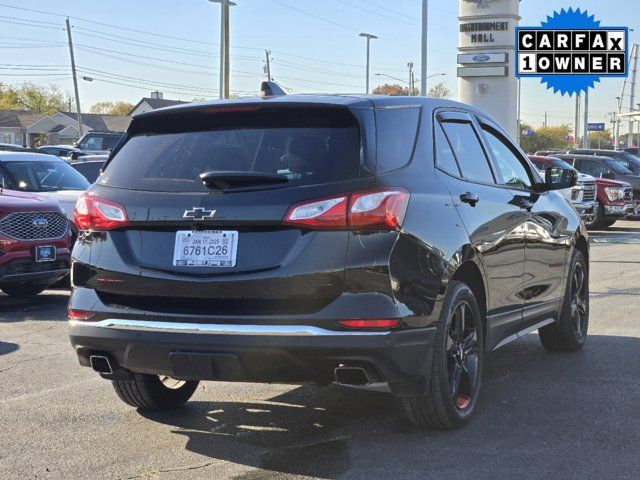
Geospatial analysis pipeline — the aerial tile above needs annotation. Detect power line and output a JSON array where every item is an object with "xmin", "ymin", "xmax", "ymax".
[
  {"xmin": 270, "ymin": 0, "xmax": 418, "ymax": 50},
  {"xmin": 336, "ymin": 0, "xmax": 419, "ymax": 27}
]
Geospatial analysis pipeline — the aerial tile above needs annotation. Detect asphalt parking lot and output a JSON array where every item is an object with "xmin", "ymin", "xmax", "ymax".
[{"xmin": 1, "ymin": 222, "xmax": 640, "ymax": 480}]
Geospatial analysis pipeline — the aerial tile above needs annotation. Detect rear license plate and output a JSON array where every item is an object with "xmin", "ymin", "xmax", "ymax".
[
  {"xmin": 173, "ymin": 230, "xmax": 238, "ymax": 267},
  {"xmin": 35, "ymin": 245, "xmax": 56, "ymax": 263}
]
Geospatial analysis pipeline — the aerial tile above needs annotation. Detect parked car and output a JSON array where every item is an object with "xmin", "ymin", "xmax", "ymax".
[
  {"xmin": 0, "ymin": 143, "xmax": 25, "ymax": 151},
  {"xmin": 569, "ymin": 149, "xmax": 640, "ymax": 177},
  {"xmin": 68, "ymin": 92, "xmax": 589, "ymax": 430},
  {"xmin": 558, "ymin": 153, "xmax": 640, "ymax": 215},
  {"xmin": 0, "ymin": 152, "xmax": 90, "ymax": 235},
  {"xmin": 75, "ymin": 131, "xmax": 124, "ymax": 155},
  {"xmin": 71, "ymin": 156, "xmax": 107, "ymax": 183},
  {"xmin": 554, "ymin": 154, "xmax": 635, "ymax": 228},
  {"xmin": 528, "ymin": 155, "xmax": 597, "ymax": 225},
  {"xmin": 38, "ymin": 145, "xmax": 88, "ymax": 160},
  {"xmin": 0, "ymin": 189, "xmax": 71, "ymax": 296}
]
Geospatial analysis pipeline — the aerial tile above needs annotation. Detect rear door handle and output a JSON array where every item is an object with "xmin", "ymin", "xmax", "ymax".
[{"xmin": 459, "ymin": 192, "xmax": 479, "ymax": 206}]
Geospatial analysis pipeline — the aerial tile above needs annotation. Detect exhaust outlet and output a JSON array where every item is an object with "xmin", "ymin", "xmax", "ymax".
[
  {"xmin": 334, "ymin": 366, "xmax": 370, "ymax": 386},
  {"xmin": 89, "ymin": 355, "xmax": 113, "ymax": 374}
]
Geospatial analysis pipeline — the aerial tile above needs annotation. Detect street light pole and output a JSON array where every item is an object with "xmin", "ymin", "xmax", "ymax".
[
  {"xmin": 359, "ymin": 33, "xmax": 377, "ymax": 94},
  {"xmin": 209, "ymin": 0, "xmax": 236, "ymax": 99},
  {"xmin": 421, "ymin": 0, "xmax": 428, "ymax": 95}
]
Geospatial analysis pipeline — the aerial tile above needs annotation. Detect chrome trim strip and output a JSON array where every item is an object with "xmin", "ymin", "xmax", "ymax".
[{"xmin": 69, "ymin": 319, "xmax": 390, "ymax": 336}]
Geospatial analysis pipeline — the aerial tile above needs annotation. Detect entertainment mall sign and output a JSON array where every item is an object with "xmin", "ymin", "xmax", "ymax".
[{"xmin": 458, "ymin": 0, "xmax": 520, "ymax": 139}]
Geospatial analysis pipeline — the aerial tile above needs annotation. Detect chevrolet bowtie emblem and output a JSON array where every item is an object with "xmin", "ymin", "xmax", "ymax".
[{"xmin": 183, "ymin": 207, "xmax": 216, "ymax": 220}]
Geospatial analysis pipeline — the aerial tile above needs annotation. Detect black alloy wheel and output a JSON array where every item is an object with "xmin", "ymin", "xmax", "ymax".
[{"xmin": 447, "ymin": 301, "xmax": 479, "ymax": 411}]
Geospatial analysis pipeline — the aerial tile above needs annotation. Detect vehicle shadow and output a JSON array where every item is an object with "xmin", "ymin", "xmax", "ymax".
[
  {"xmin": 0, "ymin": 340, "xmax": 19, "ymax": 357},
  {"xmin": 140, "ymin": 334, "xmax": 640, "ymax": 479},
  {"xmin": 0, "ymin": 289, "xmax": 69, "ymax": 323}
]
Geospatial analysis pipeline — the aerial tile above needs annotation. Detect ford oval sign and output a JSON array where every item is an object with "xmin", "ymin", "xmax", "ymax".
[
  {"xmin": 32, "ymin": 218, "xmax": 48, "ymax": 228},
  {"xmin": 473, "ymin": 54, "xmax": 491, "ymax": 62}
]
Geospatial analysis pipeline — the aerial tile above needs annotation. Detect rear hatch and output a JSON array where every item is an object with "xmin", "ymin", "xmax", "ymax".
[{"xmin": 80, "ymin": 103, "xmax": 376, "ymax": 315}]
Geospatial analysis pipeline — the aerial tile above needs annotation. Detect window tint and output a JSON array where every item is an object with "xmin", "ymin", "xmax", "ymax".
[
  {"xmin": 2, "ymin": 160, "xmax": 90, "ymax": 192},
  {"xmin": 603, "ymin": 158, "xmax": 633, "ymax": 175},
  {"xmin": 434, "ymin": 122, "xmax": 460, "ymax": 176},
  {"xmin": 376, "ymin": 107, "xmax": 420, "ymax": 173},
  {"xmin": 441, "ymin": 121, "xmax": 494, "ymax": 183},
  {"xmin": 482, "ymin": 126, "xmax": 531, "ymax": 189},
  {"xmin": 73, "ymin": 162, "xmax": 104, "ymax": 183},
  {"xmin": 103, "ymin": 108, "xmax": 367, "ymax": 192},
  {"xmin": 575, "ymin": 159, "xmax": 606, "ymax": 177}
]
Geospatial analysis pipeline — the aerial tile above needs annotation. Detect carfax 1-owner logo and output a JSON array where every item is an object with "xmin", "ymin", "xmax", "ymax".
[{"xmin": 516, "ymin": 8, "xmax": 629, "ymax": 96}]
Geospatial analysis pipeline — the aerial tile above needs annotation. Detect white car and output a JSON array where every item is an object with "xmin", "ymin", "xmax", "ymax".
[
  {"xmin": 0, "ymin": 152, "xmax": 90, "ymax": 235},
  {"xmin": 529, "ymin": 156, "xmax": 597, "ymax": 223}
]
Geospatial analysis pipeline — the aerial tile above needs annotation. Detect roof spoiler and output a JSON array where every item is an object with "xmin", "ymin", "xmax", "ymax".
[{"xmin": 260, "ymin": 81, "xmax": 286, "ymax": 97}]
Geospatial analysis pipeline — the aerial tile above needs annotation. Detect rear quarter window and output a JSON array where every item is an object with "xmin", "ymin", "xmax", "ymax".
[{"xmin": 375, "ymin": 106, "xmax": 421, "ymax": 173}]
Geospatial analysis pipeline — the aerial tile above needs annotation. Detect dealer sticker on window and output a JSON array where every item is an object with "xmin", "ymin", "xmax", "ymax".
[{"xmin": 173, "ymin": 230, "xmax": 238, "ymax": 267}]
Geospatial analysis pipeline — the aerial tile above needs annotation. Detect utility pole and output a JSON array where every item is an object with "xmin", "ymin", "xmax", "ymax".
[
  {"xmin": 359, "ymin": 33, "xmax": 377, "ymax": 94},
  {"xmin": 65, "ymin": 17, "xmax": 83, "ymax": 137},
  {"xmin": 264, "ymin": 50, "xmax": 272, "ymax": 82},
  {"xmin": 209, "ymin": 0, "xmax": 236, "ymax": 99},
  {"xmin": 583, "ymin": 88, "xmax": 589, "ymax": 149},
  {"xmin": 629, "ymin": 44, "xmax": 639, "ymax": 147},
  {"xmin": 223, "ymin": 1, "xmax": 231, "ymax": 98},
  {"xmin": 421, "ymin": 0, "xmax": 428, "ymax": 95},
  {"xmin": 574, "ymin": 93, "xmax": 581, "ymax": 148},
  {"xmin": 544, "ymin": 111, "xmax": 548, "ymax": 127},
  {"xmin": 408, "ymin": 61, "xmax": 414, "ymax": 96}
]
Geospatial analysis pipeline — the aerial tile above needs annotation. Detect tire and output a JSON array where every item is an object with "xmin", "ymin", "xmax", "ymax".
[
  {"xmin": 538, "ymin": 250, "xmax": 589, "ymax": 352},
  {"xmin": 112, "ymin": 373, "xmax": 199, "ymax": 410},
  {"xmin": 584, "ymin": 203, "xmax": 607, "ymax": 230},
  {"xmin": 402, "ymin": 281, "xmax": 484, "ymax": 430},
  {"xmin": 1, "ymin": 281, "xmax": 49, "ymax": 297}
]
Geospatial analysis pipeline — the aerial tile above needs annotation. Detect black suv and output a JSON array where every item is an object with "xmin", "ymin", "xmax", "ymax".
[
  {"xmin": 75, "ymin": 131, "xmax": 124, "ymax": 155},
  {"xmin": 68, "ymin": 93, "xmax": 588, "ymax": 429}
]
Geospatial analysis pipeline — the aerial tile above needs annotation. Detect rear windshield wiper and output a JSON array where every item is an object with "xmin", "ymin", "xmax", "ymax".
[{"xmin": 199, "ymin": 171, "xmax": 289, "ymax": 190}]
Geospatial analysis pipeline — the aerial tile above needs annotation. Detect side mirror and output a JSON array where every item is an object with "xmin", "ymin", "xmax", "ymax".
[
  {"xmin": 600, "ymin": 171, "xmax": 615, "ymax": 180},
  {"xmin": 544, "ymin": 166, "xmax": 577, "ymax": 191}
]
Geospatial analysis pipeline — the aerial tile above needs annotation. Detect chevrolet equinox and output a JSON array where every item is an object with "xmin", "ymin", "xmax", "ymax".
[{"xmin": 68, "ymin": 89, "xmax": 589, "ymax": 429}]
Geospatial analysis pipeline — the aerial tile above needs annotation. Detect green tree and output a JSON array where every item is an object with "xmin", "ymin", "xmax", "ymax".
[
  {"xmin": 89, "ymin": 101, "xmax": 134, "ymax": 116},
  {"xmin": 588, "ymin": 130, "xmax": 613, "ymax": 149},
  {"xmin": 427, "ymin": 82, "xmax": 451, "ymax": 99},
  {"xmin": 0, "ymin": 82, "xmax": 66, "ymax": 114},
  {"xmin": 518, "ymin": 124, "xmax": 573, "ymax": 153}
]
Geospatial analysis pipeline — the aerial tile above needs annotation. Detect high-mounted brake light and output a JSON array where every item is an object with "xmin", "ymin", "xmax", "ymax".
[
  {"xmin": 74, "ymin": 193, "xmax": 129, "ymax": 231},
  {"xmin": 282, "ymin": 188, "xmax": 409, "ymax": 231},
  {"xmin": 337, "ymin": 319, "xmax": 400, "ymax": 329}
]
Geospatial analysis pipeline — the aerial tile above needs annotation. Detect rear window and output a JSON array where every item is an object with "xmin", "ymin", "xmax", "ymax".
[
  {"xmin": 102, "ymin": 107, "xmax": 367, "ymax": 192},
  {"xmin": 78, "ymin": 134, "xmax": 122, "ymax": 151}
]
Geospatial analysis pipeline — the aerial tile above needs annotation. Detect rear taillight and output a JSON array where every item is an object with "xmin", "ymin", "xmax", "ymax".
[
  {"xmin": 74, "ymin": 193, "xmax": 129, "ymax": 231},
  {"xmin": 337, "ymin": 319, "xmax": 400, "ymax": 329},
  {"xmin": 68, "ymin": 309, "xmax": 94, "ymax": 320},
  {"xmin": 282, "ymin": 188, "xmax": 409, "ymax": 231}
]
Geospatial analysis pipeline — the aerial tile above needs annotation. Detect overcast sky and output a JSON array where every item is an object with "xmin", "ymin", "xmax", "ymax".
[{"xmin": 1, "ymin": 0, "xmax": 638, "ymax": 133}]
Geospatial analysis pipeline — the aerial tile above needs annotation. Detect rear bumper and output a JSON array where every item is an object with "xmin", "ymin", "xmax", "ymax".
[{"xmin": 69, "ymin": 318, "xmax": 436, "ymax": 396}]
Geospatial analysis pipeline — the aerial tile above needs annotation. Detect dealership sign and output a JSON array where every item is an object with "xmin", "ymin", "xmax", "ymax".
[
  {"xmin": 516, "ymin": 8, "xmax": 629, "ymax": 95},
  {"xmin": 588, "ymin": 122, "xmax": 606, "ymax": 132}
]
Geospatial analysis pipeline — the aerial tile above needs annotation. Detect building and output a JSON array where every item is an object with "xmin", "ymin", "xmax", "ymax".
[
  {"xmin": 128, "ymin": 91, "xmax": 190, "ymax": 116},
  {"xmin": 0, "ymin": 110, "xmax": 131, "ymax": 147}
]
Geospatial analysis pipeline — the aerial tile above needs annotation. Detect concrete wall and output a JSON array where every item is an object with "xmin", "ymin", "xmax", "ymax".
[{"xmin": 458, "ymin": 0, "xmax": 520, "ymax": 140}]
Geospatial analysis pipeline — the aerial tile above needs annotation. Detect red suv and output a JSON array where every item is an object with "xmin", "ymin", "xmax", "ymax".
[{"xmin": 0, "ymin": 189, "xmax": 71, "ymax": 296}]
